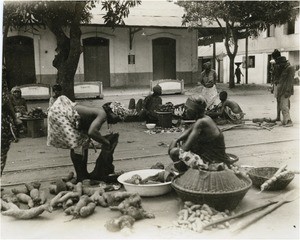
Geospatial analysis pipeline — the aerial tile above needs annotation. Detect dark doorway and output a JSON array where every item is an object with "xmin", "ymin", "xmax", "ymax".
[
  {"xmin": 152, "ymin": 38, "xmax": 176, "ymax": 80},
  {"xmin": 5, "ymin": 36, "xmax": 36, "ymax": 89},
  {"xmin": 83, "ymin": 37, "xmax": 110, "ymax": 87}
]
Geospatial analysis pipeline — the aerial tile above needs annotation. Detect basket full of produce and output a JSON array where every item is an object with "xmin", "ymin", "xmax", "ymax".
[
  {"xmin": 21, "ymin": 107, "xmax": 47, "ymax": 119},
  {"xmin": 172, "ymin": 168, "xmax": 252, "ymax": 211},
  {"xmin": 247, "ymin": 166, "xmax": 295, "ymax": 191}
]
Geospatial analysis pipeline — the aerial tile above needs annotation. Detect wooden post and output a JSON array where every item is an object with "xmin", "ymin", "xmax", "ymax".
[
  {"xmin": 213, "ymin": 42, "xmax": 216, "ymax": 70},
  {"xmin": 245, "ymin": 34, "xmax": 248, "ymax": 84}
]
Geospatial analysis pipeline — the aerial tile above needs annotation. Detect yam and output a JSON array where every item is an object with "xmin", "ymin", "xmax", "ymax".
[
  {"xmin": 105, "ymin": 215, "xmax": 135, "ymax": 232},
  {"xmin": 39, "ymin": 190, "xmax": 47, "ymax": 205},
  {"xmin": 11, "ymin": 187, "xmax": 29, "ymax": 195},
  {"xmin": 64, "ymin": 205, "xmax": 75, "ymax": 215},
  {"xmin": 49, "ymin": 191, "xmax": 68, "ymax": 211},
  {"xmin": 30, "ymin": 189, "xmax": 40, "ymax": 204},
  {"xmin": 2, "ymin": 204, "xmax": 51, "ymax": 219},
  {"xmin": 79, "ymin": 202, "xmax": 96, "ymax": 218},
  {"xmin": 16, "ymin": 193, "xmax": 34, "ymax": 208},
  {"xmin": 62, "ymin": 172, "xmax": 75, "ymax": 182},
  {"xmin": 73, "ymin": 195, "xmax": 92, "ymax": 218}
]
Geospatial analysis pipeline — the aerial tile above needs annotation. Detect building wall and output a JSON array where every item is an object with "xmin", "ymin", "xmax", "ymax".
[
  {"xmin": 222, "ymin": 18, "xmax": 300, "ymax": 84},
  {"xmin": 7, "ymin": 26, "xmax": 198, "ymax": 88}
]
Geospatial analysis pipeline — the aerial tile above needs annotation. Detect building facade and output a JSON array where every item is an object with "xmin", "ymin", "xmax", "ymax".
[{"xmin": 4, "ymin": 1, "xmax": 199, "ymax": 89}]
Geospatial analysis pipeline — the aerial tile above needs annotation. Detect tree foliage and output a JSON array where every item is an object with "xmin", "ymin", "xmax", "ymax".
[
  {"xmin": 3, "ymin": 0, "xmax": 141, "ymax": 100},
  {"xmin": 177, "ymin": 1, "xmax": 297, "ymax": 88}
]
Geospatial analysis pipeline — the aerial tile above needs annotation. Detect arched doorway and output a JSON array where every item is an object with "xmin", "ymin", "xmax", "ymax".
[
  {"xmin": 5, "ymin": 36, "xmax": 36, "ymax": 89},
  {"xmin": 152, "ymin": 37, "xmax": 176, "ymax": 80},
  {"xmin": 83, "ymin": 37, "xmax": 110, "ymax": 87}
]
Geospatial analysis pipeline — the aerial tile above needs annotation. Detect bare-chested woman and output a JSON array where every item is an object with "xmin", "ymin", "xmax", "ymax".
[{"xmin": 168, "ymin": 95, "xmax": 234, "ymax": 172}]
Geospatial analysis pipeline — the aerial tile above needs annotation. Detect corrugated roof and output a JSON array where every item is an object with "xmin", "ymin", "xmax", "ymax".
[
  {"xmin": 198, "ymin": 42, "xmax": 225, "ymax": 57},
  {"xmin": 90, "ymin": 1, "xmax": 186, "ymax": 28}
]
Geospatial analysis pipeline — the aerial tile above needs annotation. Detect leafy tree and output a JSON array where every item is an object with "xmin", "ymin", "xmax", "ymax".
[
  {"xmin": 178, "ymin": 1, "xmax": 297, "ymax": 88},
  {"xmin": 3, "ymin": 0, "xmax": 140, "ymax": 100}
]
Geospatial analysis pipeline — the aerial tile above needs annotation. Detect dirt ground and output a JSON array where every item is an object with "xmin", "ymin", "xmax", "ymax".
[{"xmin": 1, "ymin": 83, "xmax": 299, "ymax": 239}]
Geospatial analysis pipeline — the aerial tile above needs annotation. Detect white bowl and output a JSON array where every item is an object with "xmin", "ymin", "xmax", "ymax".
[
  {"xmin": 117, "ymin": 169, "xmax": 172, "ymax": 197},
  {"xmin": 146, "ymin": 123, "xmax": 156, "ymax": 129}
]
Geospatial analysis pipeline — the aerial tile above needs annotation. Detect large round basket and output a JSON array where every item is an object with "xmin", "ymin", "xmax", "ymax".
[
  {"xmin": 171, "ymin": 168, "xmax": 252, "ymax": 211},
  {"xmin": 248, "ymin": 167, "xmax": 295, "ymax": 191}
]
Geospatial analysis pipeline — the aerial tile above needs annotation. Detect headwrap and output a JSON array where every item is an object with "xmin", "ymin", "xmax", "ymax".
[
  {"xmin": 11, "ymin": 86, "xmax": 21, "ymax": 94},
  {"xmin": 109, "ymin": 102, "xmax": 131, "ymax": 120},
  {"xmin": 153, "ymin": 84, "xmax": 162, "ymax": 95},
  {"xmin": 185, "ymin": 95, "xmax": 207, "ymax": 113}
]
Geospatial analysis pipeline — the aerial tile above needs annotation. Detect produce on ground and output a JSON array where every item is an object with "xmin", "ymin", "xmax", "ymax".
[{"xmin": 173, "ymin": 201, "xmax": 233, "ymax": 233}]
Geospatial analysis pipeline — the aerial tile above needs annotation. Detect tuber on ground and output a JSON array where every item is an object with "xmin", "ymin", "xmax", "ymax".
[
  {"xmin": 30, "ymin": 188, "xmax": 41, "ymax": 205},
  {"xmin": 63, "ymin": 199, "xmax": 74, "ymax": 210},
  {"xmin": 105, "ymin": 215, "xmax": 135, "ymax": 232},
  {"xmin": 82, "ymin": 186, "xmax": 99, "ymax": 196},
  {"xmin": 1, "ymin": 193, "xmax": 20, "ymax": 207},
  {"xmin": 79, "ymin": 202, "xmax": 97, "ymax": 218},
  {"xmin": 1, "ymin": 203, "xmax": 51, "ymax": 219},
  {"xmin": 39, "ymin": 190, "xmax": 47, "ymax": 205},
  {"xmin": 1, "ymin": 199, "xmax": 11, "ymax": 211},
  {"xmin": 73, "ymin": 195, "xmax": 92, "ymax": 218},
  {"xmin": 62, "ymin": 172, "xmax": 75, "ymax": 182},
  {"xmin": 57, "ymin": 191, "xmax": 80, "ymax": 204},
  {"xmin": 15, "ymin": 193, "xmax": 34, "ymax": 208},
  {"xmin": 109, "ymin": 193, "xmax": 142, "ymax": 211},
  {"xmin": 102, "ymin": 191, "xmax": 135, "ymax": 206},
  {"xmin": 119, "ymin": 206, "xmax": 155, "ymax": 220},
  {"xmin": 11, "ymin": 186, "xmax": 29, "ymax": 195},
  {"xmin": 73, "ymin": 182, "xmax": 83, "ymax": 196},
  {"xmin": 49, "ymin": 191, "xmax": 68, "ymax": 211},
  {"xmin": 64, "ymin": 205, "xmax": 75, "ymax": 215}
]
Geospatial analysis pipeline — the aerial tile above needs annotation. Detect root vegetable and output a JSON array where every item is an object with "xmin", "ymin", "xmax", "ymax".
[
  {"xmin": 16, "ymin": 193, "xmax": 34, "ymax": 208},
  {"xmin": 66, "ymin": 182, "xmax": 75, "ymax": 191},
  {"xmin": 39, "ymin": 190, "xmax": 47, "ymax": 205},
  {"xmin": 2, "ymin": 204, "xmax": 51, "ymax": 219},
  {"xmin": 30, "ymin": 189, "xmax": 40, "ymax": 204},
  {"xmin": 79, "ymin": 202, "xmax": 96, "ymax": 218},
  {"xmin": 11, "ymin": 187, "xmax": 29, "ymax": 195},
  {"xmin": 201, "ymin": 204, "xmax": 213, "ymax": 215},
  {"xmin": 97, "ymin": 195, "xmax": 108, "ymax": 207},
  {"xmin": 1, "ymin": 199, "xmax": 11, "ymax": 211},
  {"xmin": 105, "ymin": 215, "xmax": 135, "ymax": 232},
  {"xmin": 64, "ymin": 206, "xmax": 75, "ymax": 215},
  {"xmin": 102, "ymin": 191, "xmax": 134, "ymax": 206},
  {"xmin": 57, "ymin": 192, "xmax": 80, "ymax": 204},
  {"xmin": 73, "ymin": 195, "xmax": 92, "ymax": 218},
  {"xmin": 119, "ymin": 206, "xmax": 155, "ymax": 220},
  {"xmin": 62, "ymin": 172, "xmax": 75, "ymax": 182},
  {"xmin": 74, "ymin": 182, "xmax": 83, "ymax": 196},
  {"xmin": 50, "ymin": 180, "xmax": 67, "ymax": 194},
  {"xmin": 109, "ymin": 194, "xmax": 142, "ymax": 211},
  {"xmin": 63, "ymin": 199, "xmax": 74, "ymax": 210},
  {"xmin": 82, "ymin": 186, "xmax": 98, "ymax": 196},
  {"xmin": 49, "ymin": 191, "xmax": 68, "ymax": 211},
  {"xmin": 89, "ymin": 189, "xmax": 103, "ymax": 204},
  {"xmin": 1, "ymin": 194, "xmax": 20, "ymax": 207}
]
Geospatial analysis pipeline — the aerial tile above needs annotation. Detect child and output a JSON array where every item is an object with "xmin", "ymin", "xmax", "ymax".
[{"xmin": 218, "ymin": 91, "xmax": 245, "ymax": 123}]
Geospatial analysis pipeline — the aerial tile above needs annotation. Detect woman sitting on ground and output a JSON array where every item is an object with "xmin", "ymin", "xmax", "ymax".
[{"xmin": 168, "ymin": 95, "xmax": 235, "ymax": 172}]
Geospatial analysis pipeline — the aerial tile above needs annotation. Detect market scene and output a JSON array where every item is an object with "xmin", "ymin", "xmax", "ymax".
[{"xmin": 1, "ymin": 1, "xmax": 300, "ymax": 239}]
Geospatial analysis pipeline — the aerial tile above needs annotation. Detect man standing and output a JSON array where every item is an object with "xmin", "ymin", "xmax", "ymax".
[
  {"xmin": 235, "ymin": 64, "xmax": 244, "ymax": 84},
  {"xmin": 271, "ymin": 49, "xmax": 294, "ymax": 127}
]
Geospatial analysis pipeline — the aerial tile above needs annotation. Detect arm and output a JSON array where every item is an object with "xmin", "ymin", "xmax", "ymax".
[
  {"xmin": 87, "ymin": 113, "xmax": 110, "ymax": 146},
  {"xmin": 168, "ymin": 127, "xmax": 192, "ymax": 155},
  {"xmin": 181, "ymin": 121, "xmax": 202, "ymax": 151}
]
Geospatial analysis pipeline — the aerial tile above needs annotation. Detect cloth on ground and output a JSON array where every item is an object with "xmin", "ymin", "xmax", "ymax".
[{"xmin": 47, "ymin": 95, "xmax": 90, "ymax": 149}]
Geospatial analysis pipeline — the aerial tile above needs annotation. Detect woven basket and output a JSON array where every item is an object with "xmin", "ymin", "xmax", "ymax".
[
  {"xmin": 171, "ymin": 168, "xmax": 252, "ymax": 211},
  {"xmin": 248, "ymin": 167, "xmax": 295, "ymax": 191}
]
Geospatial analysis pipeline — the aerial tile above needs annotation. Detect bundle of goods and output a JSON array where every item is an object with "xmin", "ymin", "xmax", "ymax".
[{"xmin": 22, "ymin": 107, "xmax": 47, "ymax": 119}]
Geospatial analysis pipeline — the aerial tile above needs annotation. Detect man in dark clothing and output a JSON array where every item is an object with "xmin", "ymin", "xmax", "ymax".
[
  {"xmin": 271, "ymin": 49, "xmax": 294, "ymax": 127},
  {"xmin": 235, "ymin": 64, "xmax": 243, "ymax": 84}
]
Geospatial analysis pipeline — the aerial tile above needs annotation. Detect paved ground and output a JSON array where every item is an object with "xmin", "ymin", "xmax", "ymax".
[{"xmin": 1, "ymin": 83, "xmax": 299, "ymax": 239}]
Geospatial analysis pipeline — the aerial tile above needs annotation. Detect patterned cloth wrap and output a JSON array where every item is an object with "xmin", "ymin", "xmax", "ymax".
[
  {"xmin": 224, "ymin": 106, "xmax": 244, "ymax": 121},
  {"xmin": 178, "ymin": 149, "xmax": 226, "ymax": 171},
  {"xmin": 199, "ymin": 85, "xmax": 218, "ymax": 110},
  {"xmin": 109, "ymin": 102, "xmax": 131, "ymax": 120},
  {"xmin": 47, "ymin": 95, "xmax": 90, "ymax": 150}
]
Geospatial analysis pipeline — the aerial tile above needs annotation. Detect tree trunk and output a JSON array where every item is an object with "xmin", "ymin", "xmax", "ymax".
[{"xmin": 223, "ymin": 23, "xmax": 239, "ymax": 88}]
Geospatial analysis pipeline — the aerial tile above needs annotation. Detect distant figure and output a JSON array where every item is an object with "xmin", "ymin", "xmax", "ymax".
[
  {"xmin": 139, "ymin": 85, "xmax": 162, "ymax": 123},
  {"xmin": 10, "ymin": 87, "xmax": 27, "ymax": 116},
  {"xmin": 49, "ymin": 84, "xmax": 62, "ymax": 108},
  {"xmin": 199, "ymin": 62, "xmax": 218, "ymax": 110},
  {"xmin": 235, "ymin": 64, "xmax": 244, "ymax": 84},
  {"xmin": 271, "ymin": 49, "xmax": 294, "ymax": 127}
]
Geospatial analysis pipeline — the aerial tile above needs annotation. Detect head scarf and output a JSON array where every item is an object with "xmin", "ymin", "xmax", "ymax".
[
  {"xmin": 185, "ymin": 95, "xmax": 207, "ymax": 113},
  {"xmin": 11, "ymin": 86, "xmax": 21, "ymax": 94},
  {"xmin": 153, "ymin": 85, "xmax": 162, "ymax": 95}
]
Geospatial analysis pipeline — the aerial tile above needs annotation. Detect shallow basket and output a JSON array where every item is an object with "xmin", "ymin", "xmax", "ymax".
[
  {"xmin": 171, "ymin": 168, "xmax": 252, "ymax": 211},
  {"xmin": 248, "ymin": 167, "xmax": 295, "ymax": 191}
]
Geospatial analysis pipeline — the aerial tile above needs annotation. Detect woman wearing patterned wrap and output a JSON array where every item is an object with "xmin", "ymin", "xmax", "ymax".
[
  {"xmin": 168, "ymin": 95, "xmax": 235, "ymax": 172},
  {"xmin": 47, "ymin": 95, "xmax": 128, "ymax": 182}
]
